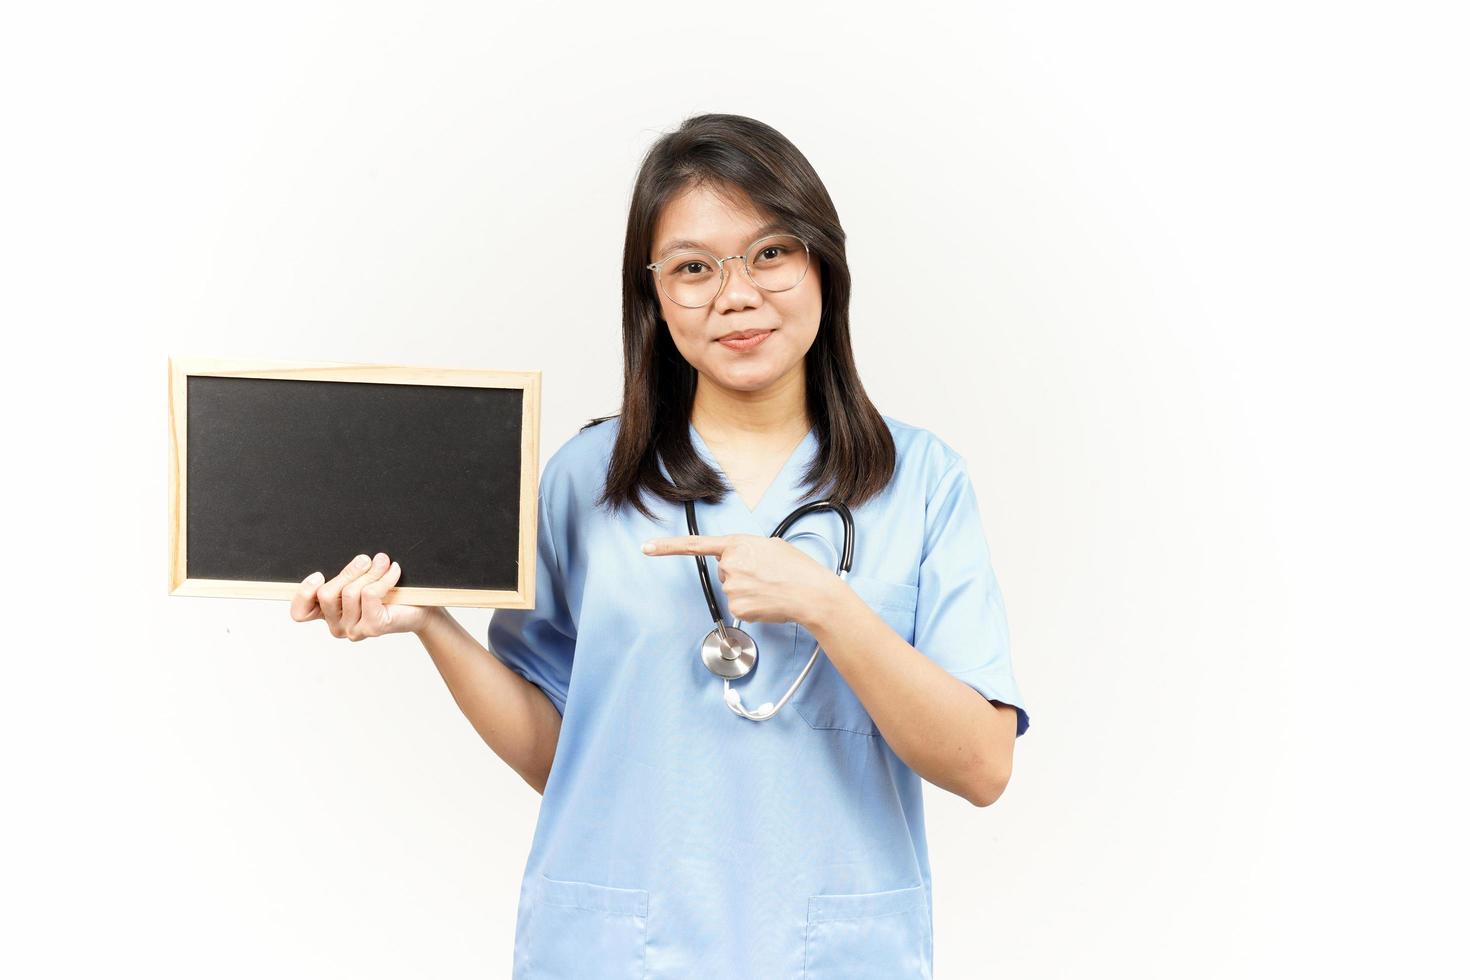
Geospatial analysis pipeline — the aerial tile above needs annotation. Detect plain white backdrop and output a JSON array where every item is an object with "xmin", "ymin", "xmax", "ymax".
[{"xmin": 3, "ymin": 1, "xmax": 1466, "ymax": 976}]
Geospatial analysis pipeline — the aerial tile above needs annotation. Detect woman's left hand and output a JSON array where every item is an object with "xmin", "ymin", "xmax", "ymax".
[{"xmin": 641, "ymin": 533, "xmax": 842, "ymax": 628}]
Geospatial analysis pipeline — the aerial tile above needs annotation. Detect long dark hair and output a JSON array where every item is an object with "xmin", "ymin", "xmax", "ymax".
[{"xmin": 590, "ymin": 113, "xmax": 896, "ymax": 523}]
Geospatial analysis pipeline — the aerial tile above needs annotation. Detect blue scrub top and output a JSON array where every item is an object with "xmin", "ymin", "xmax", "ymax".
[{"xmin": 488, "ymin": 413, "xmax": 1030, "ymax": 979}]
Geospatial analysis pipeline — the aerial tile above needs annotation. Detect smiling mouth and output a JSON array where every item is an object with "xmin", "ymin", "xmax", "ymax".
[{"xmin": 717, "ymin": 329, "xmax": 774, "ymax": 341}]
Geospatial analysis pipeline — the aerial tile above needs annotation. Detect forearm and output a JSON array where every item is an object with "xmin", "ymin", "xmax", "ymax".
[
  {"xmin": 415, "ymin": 607, "xmax": 562, "ymax": 795},
  {"xmin": 803, "ymin": 583, "xmax": 1015, "ymax": 806}
]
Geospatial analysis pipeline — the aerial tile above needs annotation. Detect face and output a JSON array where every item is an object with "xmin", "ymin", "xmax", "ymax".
[{"xmin": 649, "ymin": 183, "xmax": 822, "ymax": 395}]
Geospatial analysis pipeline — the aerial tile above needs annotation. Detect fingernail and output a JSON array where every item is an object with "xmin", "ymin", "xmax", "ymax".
[
  {"xmin": 641, "ymin": 541, "xmax": 654, "ymax": 554},
  {"xmin": 309, "ymin": 571, "xmax": 324, "ymax": 584},
  {"xmin": 355, "ymin": 554, "xmax": 370, "ymax": 568}
]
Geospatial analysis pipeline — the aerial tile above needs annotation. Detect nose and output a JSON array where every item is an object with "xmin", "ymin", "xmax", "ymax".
[{"xmin": 711, "ymin": 252, "xmax": 762, "ymax": 311}]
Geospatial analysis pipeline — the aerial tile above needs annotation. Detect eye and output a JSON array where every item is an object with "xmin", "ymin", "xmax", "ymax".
[{"xmin": 752, "ymin": 244, "xmax": 795, "ymax": 266}]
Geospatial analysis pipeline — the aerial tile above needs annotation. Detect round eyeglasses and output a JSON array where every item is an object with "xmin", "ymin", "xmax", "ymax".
[{"xmin": 646, "ymin": 234, "xmax": 811, "ymax": 309}]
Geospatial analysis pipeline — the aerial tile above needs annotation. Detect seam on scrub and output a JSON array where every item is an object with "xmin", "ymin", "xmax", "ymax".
[
  {"xmin": 948, "ymin": 664, "xmax": 1022, "ymax": 702},
  {"xmin": 538, "ymin": 489, "xmax": 572, "ymax": 716},
  {"xmin": 948, "ymin": 663, "xmax": 1010, "ymax": 680},
  {"xmin": 791, "ymin": 626, "xmax": 879, "ymax": 736},
  {"xmin": 539, "ymin": 899, "xmax": 646, "ymax": 915},
  {"xmin": 539, "ymin": 489, "xmax": 566, "ymax": 616},
  {"xmin": 809, "ymin": 904, "xmax": 927, "ymax": 922},
  {"xmin": 790, "ymin": 655, "xmax": 865, "ymax": 732},
  {"xmin": 844, "ymin": 573, "xmax": 919, "ymax": 609},
  {"xmin": 814, "ymin": 722, "xmax": 877, "ymax": 736},
  {"xmin": 924, "ymin": 453, "xmax": 965, "ymax": 513},
  {"xmin": 539, "ymin": 490, "xmax": 578, "ymax": 639},
  {"xmin": 919, "ymin": 454, "xmax": 967, "ymax": 567}
]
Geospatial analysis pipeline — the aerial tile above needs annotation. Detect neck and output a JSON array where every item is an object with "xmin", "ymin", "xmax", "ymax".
[{"xmin": 690, "ymin": 368, "xmax": 809, "ymax": 444}]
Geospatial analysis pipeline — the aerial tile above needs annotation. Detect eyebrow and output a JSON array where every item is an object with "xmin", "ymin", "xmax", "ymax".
[{"xmin": 655, "ymin": 221, "xmax": 789, "ymax": 257}]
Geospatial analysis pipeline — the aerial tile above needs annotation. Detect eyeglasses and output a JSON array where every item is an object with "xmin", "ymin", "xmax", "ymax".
[{"xmin": 646, "ymin": 234, "xmax": 812, "ymax": 309}]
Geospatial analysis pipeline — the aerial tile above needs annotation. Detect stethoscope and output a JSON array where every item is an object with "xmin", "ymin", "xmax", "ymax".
[{"xmin": 684, "ymin": 497, "xmax": 854, "ymax": 721}]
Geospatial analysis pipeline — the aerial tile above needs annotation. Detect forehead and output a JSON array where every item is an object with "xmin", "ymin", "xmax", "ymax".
[{"xmin": 652, "ymin": 184, "xmax": 784, "ymax": 256}]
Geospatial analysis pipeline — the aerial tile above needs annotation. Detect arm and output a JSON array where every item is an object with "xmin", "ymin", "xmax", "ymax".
[
  {"xmin": 415, "ymin": 606, "xmax": 563, "ymax": 795},
  {"xmin": 804, "ymin": 583, "xmax": 1018, "ymax": 807}
]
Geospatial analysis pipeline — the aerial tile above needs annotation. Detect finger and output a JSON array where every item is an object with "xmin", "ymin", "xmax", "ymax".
[
  {"xmin": 360, "ymin": 559, "xmax": 402, "ymax": 632},
  {"xmin": 641, "ymin": 534, "xmax": 730, "ymax": 557},
  {"xmin": 318, "ymin": 553, "xmax": 370, "ymax": 635},
  {"xmin": 291, "ymin": 571, "xmax": 326, "ymax": 622},
  {"xmin": 341, "ymin": 552, "xmax": 389, "ymax": 637}
]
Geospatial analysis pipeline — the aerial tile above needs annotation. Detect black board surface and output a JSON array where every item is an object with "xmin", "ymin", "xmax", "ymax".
[{"xmin": 184, "ymin": 374, "xmax": 525, "ymax": 593}]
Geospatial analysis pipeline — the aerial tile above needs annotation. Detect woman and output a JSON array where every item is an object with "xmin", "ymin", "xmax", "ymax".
[{"xmin": 291, "ymin": 113, "xmax": 1030, "ymax": 979}]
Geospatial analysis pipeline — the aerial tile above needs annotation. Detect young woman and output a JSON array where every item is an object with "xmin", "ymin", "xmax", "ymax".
[{"xmin": 291, "ymin": 113, "xmax": 1030, "ymax": 979}]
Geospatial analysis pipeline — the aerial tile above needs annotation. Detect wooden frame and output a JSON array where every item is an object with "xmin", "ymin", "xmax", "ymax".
[{"xmin": 167, "ymin": 356, "xmax": 541, "ymax": 609}]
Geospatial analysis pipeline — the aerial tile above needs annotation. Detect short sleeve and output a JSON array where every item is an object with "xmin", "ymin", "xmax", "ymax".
[
  {"xmin": 487, "ymin": 489, "xmax": 576, "ymax": 717},
  {"xmin": 913, "ymin": 456, "xmax": 1030, "ymax": 738}
]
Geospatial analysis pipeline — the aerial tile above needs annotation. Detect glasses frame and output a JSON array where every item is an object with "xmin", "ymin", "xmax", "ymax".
[{"xmin": 646, "ymin": 234, "xmax": 812, "ymax": 309}]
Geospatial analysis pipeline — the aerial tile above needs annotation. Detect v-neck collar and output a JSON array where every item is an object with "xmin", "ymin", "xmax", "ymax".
[{"xmin": 687, "ymin": 419, "xmax": 817, "ymax": 532}]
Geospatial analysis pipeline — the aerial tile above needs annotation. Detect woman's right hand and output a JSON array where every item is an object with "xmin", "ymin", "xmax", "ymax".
[{"xmin": 290, "ymin": 552, "xmax": 433, "ymax": 639}]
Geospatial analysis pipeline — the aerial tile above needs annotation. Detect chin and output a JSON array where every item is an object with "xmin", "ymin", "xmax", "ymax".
[{"xmin": 711, "ymin": 361, "xmax": 792, "ymax": 392}]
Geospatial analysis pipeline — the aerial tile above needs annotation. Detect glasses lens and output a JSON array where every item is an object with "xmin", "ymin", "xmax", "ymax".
[
  {"xmin": 657, "ymin": 235, "xmax": 808, "ymax": 307},
  {"xmin": 659, "ymin": 250, "xmax": 722, "ymax": 307},
  {"xmin": 746, "ymin": 235, "xmax": 808, "ymax": 293}
]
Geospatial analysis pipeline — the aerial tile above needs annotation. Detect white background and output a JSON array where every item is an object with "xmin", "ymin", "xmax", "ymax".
[{"xmin": 3, "ymin": 1, "xmax": 1466, "ymax": 976}]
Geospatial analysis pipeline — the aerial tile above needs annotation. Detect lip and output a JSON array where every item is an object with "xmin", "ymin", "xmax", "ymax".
[{"xmin": 716, "ymin": 329, "xmax": 774, "ymax": 351}]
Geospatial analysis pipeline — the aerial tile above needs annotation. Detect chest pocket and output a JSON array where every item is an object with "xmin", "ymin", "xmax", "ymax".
[{"xmin": 792, "ymin": 574, "xmax": 918, "ymax": 735}]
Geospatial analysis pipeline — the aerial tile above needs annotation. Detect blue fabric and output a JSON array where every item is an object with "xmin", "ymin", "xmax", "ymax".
[{"xmin": 488, "ymin": 414, "xmax": 1030, "ymax": 978}]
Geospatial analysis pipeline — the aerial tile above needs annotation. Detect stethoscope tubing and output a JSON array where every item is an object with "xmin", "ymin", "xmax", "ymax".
[
  {"xmin": 686, "ymin": 498, "xmax": 854, "ymax": 624},
  {"xmin": 684, "ymin": 497, "xmax": 855, "ymax": 720}
]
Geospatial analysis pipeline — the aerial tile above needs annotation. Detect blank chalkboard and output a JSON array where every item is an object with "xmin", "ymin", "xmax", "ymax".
[{"xmin": 167, "ymin": 357, "xmax": 540, "ymax": 608}]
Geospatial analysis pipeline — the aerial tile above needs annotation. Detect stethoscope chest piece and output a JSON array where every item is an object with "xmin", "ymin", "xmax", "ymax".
[{"xmin": 700, "ymin": 625, "xmax": 757, "ymax": 679}]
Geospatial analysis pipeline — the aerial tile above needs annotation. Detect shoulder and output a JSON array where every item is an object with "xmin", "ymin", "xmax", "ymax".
[
  {"xmin": 538, "ymin": 414, "xmax": 621, "ymax": 504},
  {"xmin": 879, "ymin": 412, "xmax": 968, "ymax": 492},
  {"xmin": 877, "ymin": 415, "xmax": 992, "ymax": 546}
]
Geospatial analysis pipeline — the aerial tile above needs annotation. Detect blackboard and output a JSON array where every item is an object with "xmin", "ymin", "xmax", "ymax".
[{"xmin": 167, "ymin": 357, "xmax": 540, "ymax": 608}]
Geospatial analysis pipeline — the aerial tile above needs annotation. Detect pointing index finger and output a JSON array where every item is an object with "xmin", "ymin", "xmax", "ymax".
[{"xmin": 642, "ymin": 534, "xmax": 729, "ymax": 557}]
